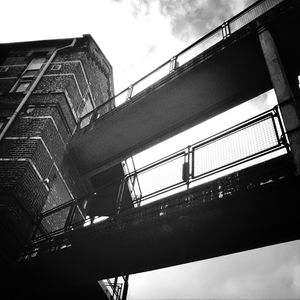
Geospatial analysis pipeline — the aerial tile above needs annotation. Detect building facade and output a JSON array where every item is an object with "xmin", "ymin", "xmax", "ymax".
[{"xmin": 0, "ymin": 35, "xmax": 114, "ymax": 267}]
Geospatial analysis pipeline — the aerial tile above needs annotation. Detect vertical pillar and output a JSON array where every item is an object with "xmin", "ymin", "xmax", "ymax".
[
  {"xmin": 122, "ymin": 275, "xmax": 129, "ymax": 300},
  {"xmin": 259, "ymin": 27, "xmax": 300, "ymax": 174},
  {"xmin": 113, "ymin": 276, "xmax": 118, "ymax": 298}
]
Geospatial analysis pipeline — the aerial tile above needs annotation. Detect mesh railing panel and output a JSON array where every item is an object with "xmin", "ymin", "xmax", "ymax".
[
  {"xmin": 177, "ymin": 28, "xmax": 223, "ymax": 67},
  {"xmin": 127, "ymin": 153, "xmax": 185, "ymax": 200},
  {"xmin": 132, "ymin": 62, "xmax": 170, "ymax": 97},
  {"xmin": 193, "ymin": 115, "xmax": 280, "ymax": 178},
  {"xmin": 229, "ymin": 0, "xmax": 284, "ymax": 33}
]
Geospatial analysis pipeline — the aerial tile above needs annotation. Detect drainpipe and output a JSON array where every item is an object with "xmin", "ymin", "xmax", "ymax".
[{"xmin": 0, "ymin": 38, "xmax": 77, "ymax": 141}]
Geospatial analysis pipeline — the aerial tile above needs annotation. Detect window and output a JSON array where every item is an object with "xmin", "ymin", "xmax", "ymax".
[
  {"xmin": 76, "ymin": 92, "xmax": 94, "ymax": 119},
  {"xmin": 15, "ymin": 81, "xmax": 31, "ymax": 93},
  {"xmin": 22, "ymin": 57, "xmax": 45, "ymax": 78},
  {"xmin": 51, "ymin": 64, "xmax": 61, "ymax": 71},
  {"xmin": 22, "ymin": 69, "xmax": 39, "ymax": 78},
  {"xmin": 11, "ymin": 56, "xmax": 45, "ymax": 93},
  {"xmin": 27, "ymin": 57, "xmax": 45, "ymax": 70},
  {"xmin": 0, "ymin": 66, "xmax": 9, "ymax": 72}
]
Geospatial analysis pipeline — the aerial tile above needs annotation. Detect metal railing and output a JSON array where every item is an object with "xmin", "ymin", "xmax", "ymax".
[
  {"xmin": 26, "ymin": 106, "xmax": 288, "ymax": 246},
  {"xmin": 78, "ymin": 0, "xmax": 285, "ymax": 129},
  {"xmin": 122, "ymin": 157, "xmax": 142, "ymax": 207},
  {"xmin": 117, "ymin": 106, "xmax": 288, "ymax": 205},
  {"xmin": 101, "ymin": 276, "xmax": 129, "ymax": 300},
  {"xmin": 21, "ymin": 152, "xmax": 292, "ymax": 260}
]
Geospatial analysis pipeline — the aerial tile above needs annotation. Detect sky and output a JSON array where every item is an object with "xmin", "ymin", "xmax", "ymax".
[{"xmin": 1, "ymin": 0, "xmax": 299, "ymax": 299}]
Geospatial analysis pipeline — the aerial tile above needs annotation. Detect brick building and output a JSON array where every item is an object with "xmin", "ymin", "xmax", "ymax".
[{"xmin": 0, "ymin": 35, "xmax": 120, "ymax": 297}]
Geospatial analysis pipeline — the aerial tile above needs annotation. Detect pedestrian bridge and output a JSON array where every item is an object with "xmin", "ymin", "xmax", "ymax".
[
  {"xmin": 69, "ymin": 0, "xmax": 300, "ymax": 178},
  {"xmin": 17, "ymin": 154, "xmax": 300, "ymax": 287},
  {"xmin": 17, "ymin": 106, "xmax": 300, "ymax": 284},
  {"xmin": 14, "ymin": 0, "xmax": 300, "ymax": 297}
]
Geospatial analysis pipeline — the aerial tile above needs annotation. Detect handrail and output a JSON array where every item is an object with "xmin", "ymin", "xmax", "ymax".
[
  {"xmin": 21, "ymin": 152, "xmax": 292, "ymax": 257},
  {"xmin": 78, "ymin": 0, "xmax": 285, "ymax": 129},
  {"xmin": 123, "ymin": 107, "xmax": 281, "ymax": 179},
  {"xmin": 174, "ymin": 24, "xmax": 224, "ymax": 59}
]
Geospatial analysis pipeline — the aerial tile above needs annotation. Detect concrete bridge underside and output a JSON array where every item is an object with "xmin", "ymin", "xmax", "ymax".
[{"xmin": 69, "ymin": 3, "xmax": 300, "ymax": 177}]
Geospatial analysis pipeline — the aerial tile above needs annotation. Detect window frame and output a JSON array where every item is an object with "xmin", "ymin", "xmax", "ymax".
[
  {"xmin": 51, "ymin": 64, "xmax": 62, "ymax": 71},
  {"xmin": 14, "ymin": 80, "xmax": 31, "ymax": 93},
  {"xmin": 20, "ymin": 57, "xmax": 46, "ymax": 79},
  {"xmin": 75, "ymin": 91, "xmax": 95, "ymax": 119},
  {"xmin": 0, "ymin": 66, "xmax": 9, "ymax": 72},
  {"xmin": 10, "ymin": 54, "xmax": 46, "ymax": 93},
  {"xmin": 26, "ymin": 57, "xmax": 46, "ymax": 71}
]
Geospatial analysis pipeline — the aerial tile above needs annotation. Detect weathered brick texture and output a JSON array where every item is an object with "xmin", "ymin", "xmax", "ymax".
[{"xmin": 0, "ymin": 35, "xmax": 114, "ymax": 261}]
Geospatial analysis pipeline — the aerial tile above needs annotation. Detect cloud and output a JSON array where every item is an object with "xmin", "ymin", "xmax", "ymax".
[
  {"xmin": 127, "ymin": 0, "xmax": 257, "ymax": 43},
  {"xmin": 108, "ymin": 0, "xmax": 259, "ymax": 91},
  {"xmin": 129, "ymin": 0, "xmax": 152, "ymax": 18},
  {"xmin": 128, "ymin": 240, "xmax": 300, "ymax": 299},
  {"xmin": 159, "ymin": 0, "xmax": 260, "ymax": 42},
  {"xmin": 123, "ymin": 0, "xmax": 259, "ymax": 44},
  {"xmin": 159, "ymin": 0, "xmax": 228, "ymax": 41}
]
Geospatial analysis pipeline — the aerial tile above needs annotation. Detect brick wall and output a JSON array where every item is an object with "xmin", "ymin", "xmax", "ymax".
[{"xmin": 0, "ymin": 35, "xmax": 114, "ymax": 262}]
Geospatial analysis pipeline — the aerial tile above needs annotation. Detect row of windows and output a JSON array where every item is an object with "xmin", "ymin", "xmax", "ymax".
[
  {"xmin": 1, "ymin": 56, "xmax": 94, "ymax": 121},
  {"xmin": 0, "ymin": 98, "xmax": 94, "ymax": 133},
  {"xmin": 16, "ymin": 59, "xmax": 43, "ymax": 92},
  {"xmin": 11, "ymin": 57, "xmax": 47, "ymax": 93},
  {"xmin": 1, "ymin": 59, "xmax": 62, "ymax": 93},
  {"xmin": 0, "ymin": 90, "xmax": 93, "ymax": 132},
  {"xmin": 0, "ymin": 64, "xmax": 61, "ymax": 73}
]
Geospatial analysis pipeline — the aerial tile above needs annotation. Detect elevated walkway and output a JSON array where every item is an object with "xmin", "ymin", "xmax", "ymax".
[
  {"xmin": 12, "ymin": 1, "xmax": 300, "ymax": 297},
  {"xmin": 16, "ymin": 155, "xmax": 300, "ymax": 286},
  {"xmin": 69, "ymin": 0, "xmax": 300, "ymax": 177},
  {"xmin": 14, "ymin": 103, "xmax": 300, "ymax": 296}
]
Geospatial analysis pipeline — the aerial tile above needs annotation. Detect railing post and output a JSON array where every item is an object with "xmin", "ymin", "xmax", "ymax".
[
  {"xmin": 131, "ymin": 157, "xmax": 142, "ymax": 206},
  {"xmin": 259, "ymin": 26, "xmax": 300, "ymax": 175},
  {"xmin": 126, "ymin": 85, "xmax": 133, "ymax": 101},
  {"xmin": 30, "ymin": 213, "xmax": 43, "ymax": 241},
  {"xmin": 65, "ymin": 201, "xmax": 76, "ymax": 230},
  {"xmin": 116, "ymin": 177, "xmax": 127, "ymax": 214},
  {"xmin": 122, "ymin": 157, "xmax": 142, "ymax": 207},
  {"xmin": 90, "ymin": 109, "xmax": 98, "ymax": 123},
  {"xmin": 113, "ymin": 277, "xmax": 118, "ymax": 299},
  {"xmin": 122, "ymin": 275, "xmax": 129, "ymax": 300},
  {"xmin": 182, "ymin": 147, "xmax": 191, "ymax": 188},
  {"xmin": 273, "ymin": 105, "xmax": 290, "ymax": 150},
  {"xmin": 169, "ymin": 56, "xmax": 178, "ymax": 73},
  {"xmin": 222, "ymin": 21, "xmax": 231, "ymax": 39}
]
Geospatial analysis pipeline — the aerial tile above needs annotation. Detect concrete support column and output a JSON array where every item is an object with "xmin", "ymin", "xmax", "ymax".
[{"xmin": 259, "ymin": 27, "xmax": 300, "ymax": 174}]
